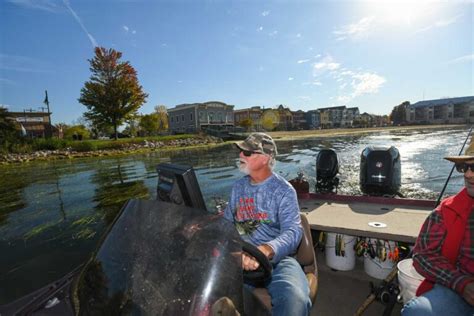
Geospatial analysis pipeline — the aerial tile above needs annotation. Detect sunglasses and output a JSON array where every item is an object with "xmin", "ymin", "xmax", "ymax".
[
  {"xmin": 455, "ymin": 163, "xmax": 474, "ymax": 173},
  {"xmin": 240, "ymin": 150, "xmax": 261, "ymax": 157}
]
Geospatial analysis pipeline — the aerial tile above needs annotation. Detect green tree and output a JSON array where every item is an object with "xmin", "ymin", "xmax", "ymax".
[
  {"xmin": 64, "ymin": 125, "xmax": 91, "ymax": 140},
  {"xmin": 390, "ymin": 101, "xmax": 409, "ymax": 125},
  {"xmin": 154, "ymin": 105, "xmax": 169, "ymax": 133},
  {"xmin": 139, "ymin": 113, "xmax": 160, "ymax": 136},
  {"xmin": 0, "ymin": 107, "xmax": 18, "ymax": 140},
  {"xmin": 123, "ymin": 115, "xmax": 140, "ymax": 137},
  {"xmin": 78, "ymin": 47, "xmax": 148, "ymax": 140}
]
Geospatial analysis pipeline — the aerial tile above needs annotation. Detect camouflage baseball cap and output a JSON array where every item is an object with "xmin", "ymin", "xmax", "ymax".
[{"xmin": 235, "ymin": 132, "xmax": 278, "ymax": 157}]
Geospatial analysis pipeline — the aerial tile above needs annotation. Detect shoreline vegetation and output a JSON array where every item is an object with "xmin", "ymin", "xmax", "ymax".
[{"xmin": 0, "ymin": 124, "xmax": 464, "ymax": 165}]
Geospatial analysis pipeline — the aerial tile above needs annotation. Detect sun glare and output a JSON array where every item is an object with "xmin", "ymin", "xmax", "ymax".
[{"xmin": 364, "ymin": 0, "xmax": 438, "ymax": 27}]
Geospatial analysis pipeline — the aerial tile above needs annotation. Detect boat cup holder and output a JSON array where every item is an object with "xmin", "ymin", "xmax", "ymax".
[{"xmin": 368, "ymin": 221, "xmax": 387, "ymax": 228}]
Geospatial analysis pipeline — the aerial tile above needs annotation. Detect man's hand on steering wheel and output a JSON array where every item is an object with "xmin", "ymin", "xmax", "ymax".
[
  {"xmin": 242, "ymin": 244, "xmax": 274, "ymax": 271},
  {"xmin": 241, "ymin": 242, "xmax": 273, "ymax": 286}
]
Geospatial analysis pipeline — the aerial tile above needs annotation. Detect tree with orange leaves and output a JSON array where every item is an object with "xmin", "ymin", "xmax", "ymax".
[{"xmin": 79, "ymin": 47, "xmax": 148, "ymax": 140}]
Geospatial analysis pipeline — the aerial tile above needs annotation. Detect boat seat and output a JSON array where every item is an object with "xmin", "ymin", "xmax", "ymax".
[{"xmin": 252, "ymin": 213, "xmax": 318, "ymax": 311}]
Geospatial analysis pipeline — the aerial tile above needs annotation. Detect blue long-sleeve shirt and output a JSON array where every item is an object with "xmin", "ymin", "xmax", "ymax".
[{"xmin": 224, "ymin": 172, "xmax": 303, "ymax": 263}]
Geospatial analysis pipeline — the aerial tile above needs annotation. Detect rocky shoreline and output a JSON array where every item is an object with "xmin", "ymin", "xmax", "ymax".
[{"xmin": 0, "ymin": 136, "xmax": 224, "ymax": 164}]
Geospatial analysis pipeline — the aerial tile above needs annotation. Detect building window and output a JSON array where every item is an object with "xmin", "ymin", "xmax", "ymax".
[
  {"xmin": 176, "ymin": 116, "xmax": 179, "ymax": 122},
  {"xmin": 217, "ymin": 112, "xmax": 222, "ymax": 122},
  {"xmin": 209, "ymin": 112, "xmax": 214, "ymax": 122},
  {"xmin": 182, "ymin": 114, "xmax": 185, "ymax": 122},
  {"xmin": 190, "ymin": 113, "xmax": 193, "ymax": 121},
  {"xmin": 171, "ymin": 117, "xmax": 174, "ymax": 122}
]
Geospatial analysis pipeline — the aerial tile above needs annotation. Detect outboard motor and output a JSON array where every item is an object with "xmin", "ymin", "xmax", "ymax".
[
  {"xmin": 316, "ymin": 149, "xmax": 339, "ymax": 193},
  {"xmin": 360, "ymin": 146, "xmax": 401, "ymax": 196}
]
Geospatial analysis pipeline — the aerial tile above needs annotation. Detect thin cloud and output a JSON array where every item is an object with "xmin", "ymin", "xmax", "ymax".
[
  {"xmin": 297, "ymin": 59, "xmax": 311, "ymax": 64},
  {"xmin": 307, "ymin": 55, "xmax": 385, "ymax": 103},
  {"xmin": 337, "ymin": 95, "xmax": 351, "ymax": 103},
  {"xmin": 0, "ymin": 54, "xmax": 52, "ymax": 73},
  {"xmin": 123, "ymin": 25, "xmax": 137, "ymax": 35},
  {"xmin": 298, "ymin": 96, "xmax": 311, "ymax": 101},
  {"xmin": 447, "ymin": 53, "xmax": 474, "ymax": 64},
  {"xmin": 333, "ymin": 16, "xmax": 375, "ymax": 41},
  {"xmin": 313, "ymin": 55, "xmax": 341, "ymax": 76},
  {"xmin": 288, "ymin": 77, "xmax": 294, "ymax": 81},
  {"xmin": 7, "ymin": 0, "xmax": 60, "ymax": 12},
  {"xmin": 63, "ymin": 0, "xmax": 98, "ymax": 48},
  {"xmin": 351, "ymin": 72, "xmax": 386, "ymax": 97},
  {"xmin": 261, "ymin": 11, "xmax": 270, "ymax": 17},
  {"xmin": 302, "ymin": 80, "xmax": 322, "ymax": 86},
  {"xmin": 257, "ymin": 26, "xmax": 263, "ymax": 32},
  {"xmin": 268, "ymin": 30, "xmax": 278, "ymax": 37},
  {"xmin": 416, "ymin": 14, "xmax": 463, "ymax": 33}
]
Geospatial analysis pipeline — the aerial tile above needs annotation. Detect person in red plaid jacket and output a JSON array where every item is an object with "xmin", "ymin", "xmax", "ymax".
[{"xmin": 402, "ymin": 147, "xmax": 474, "ymax": 316}]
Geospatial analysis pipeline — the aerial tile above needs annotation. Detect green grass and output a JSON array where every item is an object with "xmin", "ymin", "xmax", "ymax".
[
  {"xmin": 2, "ymin": 134, "xmax": 199, "ymax": 154},
  {"xmin": 90, "ymin": 134, "xmax": 196, "ymax": 149}
]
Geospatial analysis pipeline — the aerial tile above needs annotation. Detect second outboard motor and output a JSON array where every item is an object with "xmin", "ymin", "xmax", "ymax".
[
  {"xmin": 360, "ymin": 146, "xmax": 401, "ymax": 196},
  {"xmin": 316, "ymin": 149, "xmax": 339, "ymax": 193}
]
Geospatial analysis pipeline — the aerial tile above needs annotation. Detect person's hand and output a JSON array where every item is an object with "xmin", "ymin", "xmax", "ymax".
[
  {"xmin": 257, "ymin": 244, "xmax": 274, "ymax": 260},
  {"xmin": 241, "ymin": 244, "xmax": 274, "ymax": 271},
  {"xmin": 462, "ymin": 281, "xmax": 474, "ymax": 306},
  {"xmin": 242, "ymin": 252, "xmax": 259, "ymax": 271}
]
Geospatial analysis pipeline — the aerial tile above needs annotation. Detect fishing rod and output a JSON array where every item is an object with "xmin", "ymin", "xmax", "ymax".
[
  {"xmin": 355, "ymin": 127, "xmax": 473, "ymax": 316},
  {"xmin": 435, "ymin": 126, "xmax": 473, "ymax": 207}
]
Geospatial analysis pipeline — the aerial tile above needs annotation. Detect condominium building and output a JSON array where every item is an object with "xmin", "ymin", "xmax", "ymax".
[
  {"xmin": 305, "ymin": 110, "xmax": 321, "ymax": 129},
  {"xmin": 405, "ymin": 96, "xmax": 474, "ymax": 124}
]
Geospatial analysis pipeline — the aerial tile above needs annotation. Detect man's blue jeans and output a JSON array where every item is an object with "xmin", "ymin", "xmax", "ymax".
[
  {"xmin": 266, "ymin": 256, "xmax": 312, "ymax": 316},
  {"xmin": 401, "ymin": 284, "xmax": 474, "ymax": 316}
]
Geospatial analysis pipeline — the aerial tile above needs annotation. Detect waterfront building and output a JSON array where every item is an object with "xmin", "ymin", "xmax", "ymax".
[
  {"xmin": 167, "ymin": 101, "xmax": 234, "ymax": 134},
  {"xmin": 343, "ymin": 107, "xmax": 360, "ymax": 127},
  {"xmin": 319, "ymin": 110, "xmax": 331, "ymax": 129},
  {"xmin": 318, "ymin": 105, "xmax": 346, "ymax": 128},
  {"xmin": 6, "ymin": 110, "xmax": 56, "ymax": 138},
  {"xmin": 305, "ymin": 110, "xmax": 321, "ymax": 129},
  {"xmin": 264, "ymin": 105, "xmax": 293, "ymax": 131},
  {"xmin": 405, "ymin": 96, "xmax": 474, "ymax": 124},
  {"xmin": 359, "ymin": 112, "xmax": 374, "ymax": 127},
  {"xmin": 234, "ymin": 106, "xmax": 263, "ymax": 131},
  {"xmin": 291, "ymin": 110, "xmax": 307, "ymax": 130}
]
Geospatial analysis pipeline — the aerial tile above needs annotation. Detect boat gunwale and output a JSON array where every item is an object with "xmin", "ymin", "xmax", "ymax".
[{"xmin": 297, "ymin": 192, "xmax": 436, "ymax": 209}]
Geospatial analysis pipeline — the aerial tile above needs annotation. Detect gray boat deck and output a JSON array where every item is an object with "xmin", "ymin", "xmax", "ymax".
[
  {"xmin": 301, "ymin": 198, "xmax": 432, "ymax": 315},
  {"xmin": 311, "ymin": 251, "xmax": 403, "ymax": 316}
]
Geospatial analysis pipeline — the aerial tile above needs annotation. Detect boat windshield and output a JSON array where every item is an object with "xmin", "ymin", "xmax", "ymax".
[{"xmin": 73, "ymin": 199, "xmax": 243, "ymax": 315}]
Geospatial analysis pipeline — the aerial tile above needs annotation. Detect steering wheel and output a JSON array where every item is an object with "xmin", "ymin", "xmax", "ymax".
[{"xmin": 242, "ymin": 241, "xmax": 273, "ymax": 287}]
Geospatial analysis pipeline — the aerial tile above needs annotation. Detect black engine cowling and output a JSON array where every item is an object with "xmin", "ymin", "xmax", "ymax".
[
  {"xmin": 316, "ymin": 149, "xmax": 339, "ymax": 193},
  {"xmin": 360, "ymin": 146, "xmax": 401, "ymax": 196}
]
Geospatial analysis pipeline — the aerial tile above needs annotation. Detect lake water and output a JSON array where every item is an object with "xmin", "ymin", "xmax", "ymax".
[{"xmin": 0, "ymin": 126, "xmax": 468, "ymax": 304}]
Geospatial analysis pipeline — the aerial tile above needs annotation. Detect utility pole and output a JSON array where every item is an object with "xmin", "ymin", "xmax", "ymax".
[{"xmin": 44, "ymin": 90, "xmax": 52, "ymax": 138}]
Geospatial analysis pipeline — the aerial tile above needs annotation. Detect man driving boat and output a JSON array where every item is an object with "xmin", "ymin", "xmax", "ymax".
[
  {"xmin": 402, "ymin": 146, "xmax": 474, "ymax": 315},
  {"xmin": 224, "ymin": 133, "xmax": 312, "ymax": 316}
]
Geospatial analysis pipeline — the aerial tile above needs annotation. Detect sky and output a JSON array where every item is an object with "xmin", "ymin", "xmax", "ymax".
[{"xmin": 0, "ymin": 0, "xmax": 473, "ymax": 124}]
